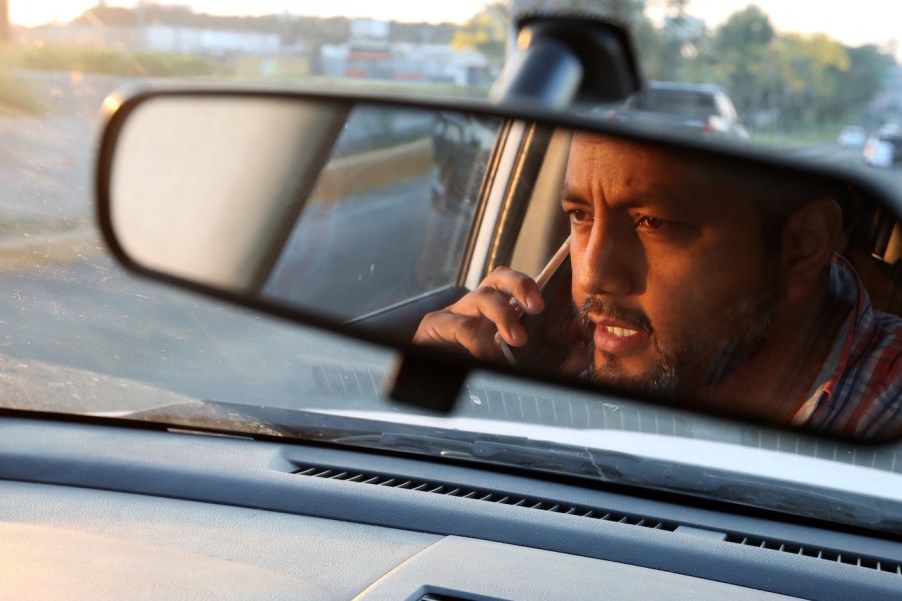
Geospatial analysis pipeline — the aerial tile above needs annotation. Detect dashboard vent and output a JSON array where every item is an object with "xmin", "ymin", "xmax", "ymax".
[
  {"xmin": 293, "ymin": 464, "xmax": 678, "ymax": 532},
  {"xmin": 724, "ymin": 533, "xmax": 902, "ymax": 576}
]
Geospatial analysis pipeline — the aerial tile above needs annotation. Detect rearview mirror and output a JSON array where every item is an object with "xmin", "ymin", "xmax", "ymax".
[{"xmin": 96, "ymin": 90, "xmax": 902, "ymax": 442}]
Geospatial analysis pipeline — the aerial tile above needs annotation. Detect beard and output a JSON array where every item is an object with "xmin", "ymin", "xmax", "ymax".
[{"xmin": 581, "ymin": 281, "xmax": 780, "ymax": 399}]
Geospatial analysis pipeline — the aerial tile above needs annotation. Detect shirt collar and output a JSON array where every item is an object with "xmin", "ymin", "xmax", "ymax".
[{"xmin": 790, "ymin": 255, "xmax": 867, "ymax": 424}]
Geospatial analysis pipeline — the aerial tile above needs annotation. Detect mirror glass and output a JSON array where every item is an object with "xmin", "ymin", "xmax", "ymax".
[
  {"xmin": 108, "ymin": 96, "xmax": 500, "ymax": 319},
  {"xmin": 103, "ymin": 94, "xmax": 902, "ymax": 440}
]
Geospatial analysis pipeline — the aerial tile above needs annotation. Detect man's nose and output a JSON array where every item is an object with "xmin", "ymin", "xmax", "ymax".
[{"xmin": 575, "ymin": 219, "xmax": 640, "ymax": 297}]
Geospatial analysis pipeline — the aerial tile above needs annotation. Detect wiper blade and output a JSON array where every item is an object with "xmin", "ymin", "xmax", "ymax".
[
  {"xmin": 338, "ymin": 429, "xmax": 902, "ymax": 535},
  {"xmin": 335, "ymin": 431, "xmax": 625, "ymax": 480},
  {"xmin": 92, "ymin": 399, "xmax": 902, "ymax": 535}
]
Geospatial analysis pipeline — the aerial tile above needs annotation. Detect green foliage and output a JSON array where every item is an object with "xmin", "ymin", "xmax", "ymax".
[
  {"xmin": 711, "ymin": 13, "xmax": 888, "ymax": 131},
  {"xmin": 840, "ymin": 45, "xmax": 892, "ymax": 112},
  {"xmin": 4, "ymin": 44, "xmax": 223, "ymax": 77},
  {"xmin": 73, "ymin": 4, "xmax": 452, "ymax": 49},
  {"xmin": 16, "ymin": 0, "xmax": 894, "ymax": 137},
  {"xmin": 713, "ymin": 4, "xmax": 773, "ymax": 49},
  {"xmin": 452, "ymin": 3, "xmax": 509, "ymax": 66},
  {"xmin": 72, "ymin": 5, "xmax": 136, "ymax": 27},
  {"xmin": 637, "ymin": 3, "xmax": 894, "ymax": 135},
  {"xmin": 0, "ymin": 66, "xmax": 42, "ymax": 114},
  {"xmin": 760, "ymin": 34, "xmax": 849, "ymax": 127},
  {"xmin": 706, "ymin": 5, "xmax": 774, "ymax": 116},
  {"xmin": 390, "ymin": 21, "xmax": 455, "ymax": 44}
]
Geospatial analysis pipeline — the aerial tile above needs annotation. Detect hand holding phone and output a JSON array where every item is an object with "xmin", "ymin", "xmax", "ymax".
[
  {"xmin": 498, "ymin": 238, "xmax": 586, "ymax": 373},
  {"xmin": 414, "ymin": 239, "xmax": 582, "ymax": 368}
]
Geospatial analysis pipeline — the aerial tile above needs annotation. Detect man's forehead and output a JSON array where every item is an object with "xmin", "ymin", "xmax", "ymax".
[
  {"xmin": 566, "ymin": 133, "xmax": 697, "ymax": 197},
  {"xmin": 568, "ymin": 132, "xmax": 691, "ymax": 177},
  {"xmin": 564, "ymin": 132, "xmax": 747, "ymax": 208}
]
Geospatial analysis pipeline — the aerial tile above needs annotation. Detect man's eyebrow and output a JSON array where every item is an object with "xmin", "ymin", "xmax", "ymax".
[
  {"xmin": 560, "ymin": 188, "xmax": 677, "ymax": 210},
  {"xmin": 560, "ymin": 183, "xmax": 699, "ymax": 212},
  {"xmin": 560, "ymin": 186, "xmax": 590, "ymax": 205}
]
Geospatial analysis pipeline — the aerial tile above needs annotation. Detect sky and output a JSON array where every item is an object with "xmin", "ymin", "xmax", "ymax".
[
  {"xmin": 9, "ymin": 1, "xmax": 902, "ymax": 51},
  {"xmin": 8, "ymin": 1, "xmax": 489, "ymax": 27}
]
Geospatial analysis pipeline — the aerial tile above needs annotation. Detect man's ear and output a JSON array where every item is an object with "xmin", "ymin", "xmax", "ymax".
[{"xmin": 780, "ymin": 198, "xmax": 843, "ymax": 301}]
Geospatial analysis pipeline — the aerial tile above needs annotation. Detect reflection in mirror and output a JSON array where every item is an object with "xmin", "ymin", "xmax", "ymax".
[
  {"xmin": 104, "ymin": 95, "xmax": 901, "ymax": 440},
  {"xmin": 415, "ymin": 129, "xmax": 902, "ymax": 439},
  {"xmin": 264, "ymin": 107, "xmax": 500, "ymax": 317}
]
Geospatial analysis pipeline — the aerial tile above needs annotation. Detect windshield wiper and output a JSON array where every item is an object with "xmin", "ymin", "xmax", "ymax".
[
  {"xmin": 334, "ymin": 431, "xmax": 626, "ymax": 481},
  {"xmin": 90, "ymin": 398, "xmax": 902, "ymax": 535}
]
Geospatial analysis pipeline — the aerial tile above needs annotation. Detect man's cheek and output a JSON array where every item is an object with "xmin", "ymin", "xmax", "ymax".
[
  {"xmin": 640, "ymin": 293, "xmax": 704, "ymax": 355},
  {"xmin": 642, "ymin": 276, "xmax": 691, "ymax": 326}
]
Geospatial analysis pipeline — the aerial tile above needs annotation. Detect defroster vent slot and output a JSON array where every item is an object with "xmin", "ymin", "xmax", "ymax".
[
  {"xmin": 724, "ymin": 533, "xmax": 901, "ymax": 576},
  {"xmin": 292, "ymin": 464, "xmax": 678, "ymax": 531}
]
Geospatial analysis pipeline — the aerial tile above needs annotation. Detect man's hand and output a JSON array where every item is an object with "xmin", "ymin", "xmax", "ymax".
[{"xmin": 413, "ymin": 267, "xmax": 545, "ymax": 361}]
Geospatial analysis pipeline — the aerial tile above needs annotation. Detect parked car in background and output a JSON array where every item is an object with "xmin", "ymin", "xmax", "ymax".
[
  {"xmin": 430, "ymin": 111, "xmax": 495, "ymax": 212},
  {"xmin": 837, "ymin": 125, "xmax": 867, "ymax": 147},
  {"xmin": 863, "ymin": 123, "xmax": 902, "ymax": 168},
  {"xmin": 607, "ymin": 81, "xmax": 749, "ymax": 142}
]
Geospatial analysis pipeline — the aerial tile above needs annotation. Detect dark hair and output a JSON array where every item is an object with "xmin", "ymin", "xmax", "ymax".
[{"xmin": 705, "ymin": 155, "xmax": 858, "ymax": 252}]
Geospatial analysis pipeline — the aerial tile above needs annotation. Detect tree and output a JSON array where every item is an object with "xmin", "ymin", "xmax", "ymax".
[
  {"xmin": 839, "ymin": 45, "xmax": 892, "ymax": 114},
  {"xmin": 714, "ymin": 4, "xmax": 773, "ymax": 49},
  {"xmin": 763, "ymin": 33, "xmax": 851, "ymax": 127},
  {"xmin": 0, "ymin": 0, "xmax": 9, "ymax": 43},
  {"xmin": 452, "ymin": 3, "xmax": 509, "ymax": 66},
  {"xmin": 653, "ymin": 0, "xmax": 706, "ymax": 81},
  {"xmin": 709, "ymin": 5, "xmax": 775, "ymax": 119}
]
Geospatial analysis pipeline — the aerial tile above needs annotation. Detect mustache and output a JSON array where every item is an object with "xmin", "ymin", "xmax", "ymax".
[{"xmin": 579, "ymin": 296, "xmax": 653, "ymax": 335}]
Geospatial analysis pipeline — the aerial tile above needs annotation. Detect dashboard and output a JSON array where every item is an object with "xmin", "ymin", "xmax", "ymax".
[{"xmin": 0, "ymin": 416, "xmax": 899, "ymax": 600}]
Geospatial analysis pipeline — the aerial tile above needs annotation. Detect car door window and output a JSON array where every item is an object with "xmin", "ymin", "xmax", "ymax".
[{"xmin": 263, "ymin": 105, "xmax": 502, "ymax": 320}]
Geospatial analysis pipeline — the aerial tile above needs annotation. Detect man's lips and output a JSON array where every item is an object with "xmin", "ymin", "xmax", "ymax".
[{"xmin": 591, "ymin": 318, "xmax": 650, "ymax": 355}]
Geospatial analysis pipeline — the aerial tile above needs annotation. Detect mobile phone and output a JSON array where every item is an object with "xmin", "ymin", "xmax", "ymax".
[{"xmin": 499, "ymin": 238, "xmax": 581, "ymax": 372}]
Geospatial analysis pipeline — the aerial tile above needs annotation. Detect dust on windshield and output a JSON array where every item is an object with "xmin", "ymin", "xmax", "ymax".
[{"xmin": 0, "ymin": 2, "xmax": 900, "ymax": 469}]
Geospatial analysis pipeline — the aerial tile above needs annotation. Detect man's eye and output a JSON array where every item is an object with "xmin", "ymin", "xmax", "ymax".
[
  {"xmin": 566, "ymin": 209, "xmax": 591, "ymax": 224},
  {"xmin": 634, "ymin": 215, "xmax": 670, "ymax": 230}
]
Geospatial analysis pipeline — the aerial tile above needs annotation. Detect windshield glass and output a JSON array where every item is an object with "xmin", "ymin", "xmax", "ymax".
[{"xmin": 1, "ymin": 0, "xmax": 900, "ymax": 531}]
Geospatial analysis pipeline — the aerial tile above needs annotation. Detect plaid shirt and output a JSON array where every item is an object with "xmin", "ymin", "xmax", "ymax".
[{"xmin": 792, "ymin": 256, "xmax": 902, "ymax": 438}]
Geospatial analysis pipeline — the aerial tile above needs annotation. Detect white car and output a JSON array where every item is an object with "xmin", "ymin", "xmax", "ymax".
[
  {"xmin": 863, "ymin": 132, "xmax": 902, "ymax": 167},
  {"xmin": 837, "ymin": 125, "xmax": 866, "ymax": 147}
]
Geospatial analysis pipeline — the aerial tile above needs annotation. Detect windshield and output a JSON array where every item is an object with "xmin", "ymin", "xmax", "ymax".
[{"xmin": 2, "ymin": 0, "xmax": 900, "ymax": 532}]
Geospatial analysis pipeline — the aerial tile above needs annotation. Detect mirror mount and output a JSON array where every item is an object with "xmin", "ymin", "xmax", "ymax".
[
  {"xmin": 491, "ymin": 15, "xmax": 642, "ymax": 109},
  {"xmin": 386, "ymin": 352, "xmax": 469, "ymax": 413}
]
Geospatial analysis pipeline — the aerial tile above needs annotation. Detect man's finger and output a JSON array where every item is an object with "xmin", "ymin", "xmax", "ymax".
[
  {"xmin": 480, "ymin": 267, "xmax": 545, "ymax": 314},
  {"xmin": 454, "ymin": 285, "xmax": 527, "ymax": 347},
  {"xmin": 414, "ymin": 311, "xmax": 504, "ymax": 360}
]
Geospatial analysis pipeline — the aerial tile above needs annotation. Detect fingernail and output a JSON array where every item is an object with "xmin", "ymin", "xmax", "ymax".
[
  {"xmin": 510, "ymin": 326, "xmax": 525, "ymax": 346},
  {"xmin": 526, "ymin": 292, "xmax": 543, "ymax": 312}
]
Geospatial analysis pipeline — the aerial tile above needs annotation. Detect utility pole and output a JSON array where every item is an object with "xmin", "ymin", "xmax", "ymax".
[{"xmin": 0, "ymin": 0, "xmax": 10, "ymax": 43}]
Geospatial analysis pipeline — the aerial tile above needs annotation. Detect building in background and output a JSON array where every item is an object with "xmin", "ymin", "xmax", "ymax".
[
  {"xmin": 141, "ymin": 26, "xmax": 280, "ymax": 57},
  {"xmin": 320, "ymin": 19, "xmax": 489, "ymax": 86}
]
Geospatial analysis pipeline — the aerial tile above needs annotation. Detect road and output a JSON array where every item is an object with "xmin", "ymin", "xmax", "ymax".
[
  {"xmin": 0, "ymin": 74, "xmax": 396, "ymax": 409},
  {"xmin": 0, "ymin": 71, "xmax": 471, "ymax": 413},
  {"xmin": 0, "ymin": 253, "xmax": 395, "ymax": 410},
  {"xmin": 0, "ymin": 71, "xmax": 132, "ymax": 234}
]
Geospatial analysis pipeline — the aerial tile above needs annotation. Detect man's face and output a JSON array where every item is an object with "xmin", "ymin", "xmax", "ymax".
[{"xmin": 563, "ymin": 132, "xmax": 781, "ymax": 397}]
